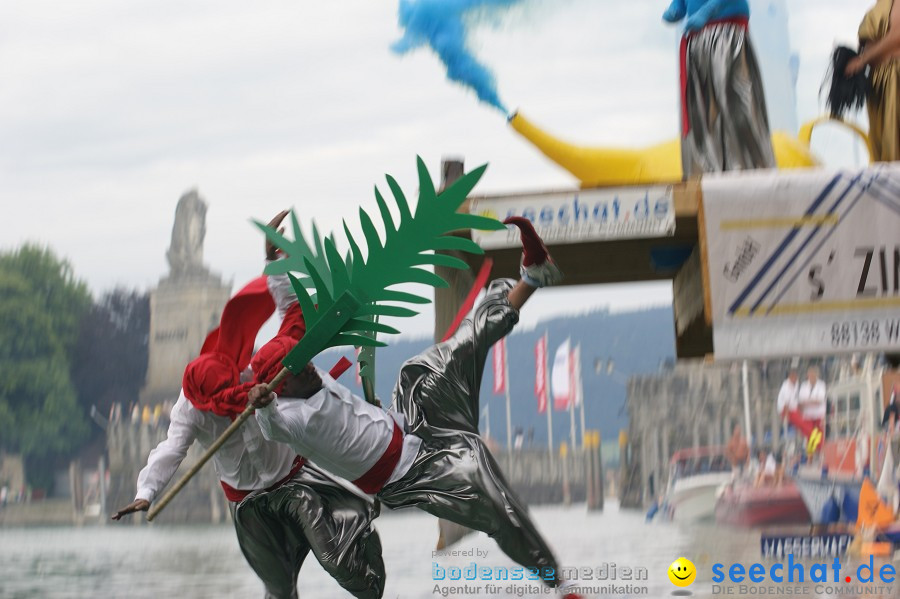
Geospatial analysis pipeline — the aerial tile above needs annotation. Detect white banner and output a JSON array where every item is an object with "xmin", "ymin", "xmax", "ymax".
[
  {"xmin": 469, "ymin": 185, "xmax": 675, "ymax": 249},
  {"xmin": 703, "ymin": 165, "xmax": 900, "ymax": 359}
]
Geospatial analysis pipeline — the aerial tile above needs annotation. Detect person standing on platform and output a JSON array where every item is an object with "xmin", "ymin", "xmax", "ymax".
[
  {"xmin": 776, "ymin": 369, "xmax": 800, "ymax": 453},
  {"xmin": 663, "ymin": 0, "xmax": 776, "ymax": 177},
  {"xmin": 777, "ymin": 369, "xmax": 800, "ymax": 421},
  {"xmin": 846, "ymin": 0, "xmax": 900, "ymax": 161},
  {"xmin": 797, "ymin": 367, "xmax": 827, "ymax": 454}
]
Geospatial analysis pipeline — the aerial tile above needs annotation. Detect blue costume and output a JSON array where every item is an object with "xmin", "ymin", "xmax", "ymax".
[
  {"xmin": 663, "ymin": 0, "xmax": 749, "ymax": 31},
  {"xmin": 663, "ymin": 0, "xmax": 775, "ymax": 176}
]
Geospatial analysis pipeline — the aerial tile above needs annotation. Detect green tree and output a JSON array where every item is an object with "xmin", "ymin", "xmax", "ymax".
[
  {"xmin": 71, "ymin": 288, "xmax": 149, "ymax": 436},
  {"xmin": 0, "ymin": 245, "xmax": 92, "ymax": 489}
]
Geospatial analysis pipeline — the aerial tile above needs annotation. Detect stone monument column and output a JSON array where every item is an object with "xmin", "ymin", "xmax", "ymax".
[{"xmin": 140, "ymin": 190, "xmax": 231, "ymax": 406}]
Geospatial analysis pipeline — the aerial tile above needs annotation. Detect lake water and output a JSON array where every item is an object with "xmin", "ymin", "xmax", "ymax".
[{"xmin": 0, "ymin": 502, "xmax": 896, "ymax": 598}]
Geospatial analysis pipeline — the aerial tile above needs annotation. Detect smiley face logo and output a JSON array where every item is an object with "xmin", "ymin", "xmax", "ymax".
[{"xmin": 668, "ymin": 557, "xmax": 696, "ymax": 587}]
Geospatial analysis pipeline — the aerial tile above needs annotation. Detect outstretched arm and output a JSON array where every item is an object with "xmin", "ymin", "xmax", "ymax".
[
  {"xmin": 267, "ymin": 266, "xmax": 299, "ymax": 319},
  {"xmin": 663, "ymin": 0, "xmax": 687, "ymax": 23},
  {"xmin": 112, "ymin": 400, "xmax": 196, "ymax": 520},
  {"xmin": 502, "ymin": 216, "xmax": 562, "ymax": 311},
  {"xmin": 507, "ymin": 280, "xmax": 536, "ymax": 311},
  {"xmin": 847, "ymin": 2, "xmax": 900, "ymax": 74},
  {"xmin": 263, "ymin": 210, "xmax": 300, "ymax": 319}
]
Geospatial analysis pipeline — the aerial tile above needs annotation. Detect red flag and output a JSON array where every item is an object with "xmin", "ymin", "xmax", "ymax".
[
  {"xmin": 535, "ymin": 335, "xmax": 548, "ymax": 413},
  {"xmin": 492, "ymin": 337, "xmax": 506, "ymax": 395}
]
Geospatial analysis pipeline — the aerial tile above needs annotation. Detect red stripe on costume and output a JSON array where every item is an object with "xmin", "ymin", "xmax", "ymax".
[
  {"xmin": 329, "ymin": 356, "xmax": 353, "ymax": 379},
  {"xmin": 353, "ymin": 422, "xmax": 403, "ymax": 494},
  {"xmin": 220, "ymin": 455, "xmax": 306, "ymax": 502},
  {"xmin": 680, "ymin": 35, "xmax": 690, "ymax": 138},
  {"xmin": 441, "ymin": 258, "xmax": 494, "ymax": 342}
]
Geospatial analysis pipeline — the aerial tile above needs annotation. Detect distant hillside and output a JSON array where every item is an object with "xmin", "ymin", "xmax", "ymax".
[{"xmin": 314, "ymin": 306, "xmax": 675, "ymax": 447}]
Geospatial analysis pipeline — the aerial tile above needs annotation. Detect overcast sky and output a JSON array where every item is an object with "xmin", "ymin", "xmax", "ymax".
[{"xmin": 0, "ymin": 0, "xmax": 869, "ymax": 338}]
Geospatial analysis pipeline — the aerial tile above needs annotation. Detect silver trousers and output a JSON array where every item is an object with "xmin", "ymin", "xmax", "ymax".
[
  {"xmin": 380, "ymin": 279, "xmax": 562, "ymax": 586},
  {"xmin": 232, "ymin": 464, "xmax": 384, "ymax": 599},
  {"xmin": 680, "ymin": 20, "xmax": 775, "ymax": 177}
]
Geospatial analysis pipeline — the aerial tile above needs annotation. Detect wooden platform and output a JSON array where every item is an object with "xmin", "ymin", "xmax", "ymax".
[{"xmin": 454, "ymin": 180, "xmax": 713, "ymax": 358}]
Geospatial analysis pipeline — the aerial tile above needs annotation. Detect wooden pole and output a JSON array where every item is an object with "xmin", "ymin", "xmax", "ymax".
[
  {"xmin": 433, "ymin": 158, "xmax": 472, "ymax": 344},
  {"xmin": 146, "ymin": 366, "xmax": 291, "ymax": 522}
]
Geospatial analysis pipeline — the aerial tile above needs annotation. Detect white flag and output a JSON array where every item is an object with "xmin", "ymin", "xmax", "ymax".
[
  {"xmin": 551, "ymin": 338, "xmax": 572, "ymax": 411},
  {"xmin": 877, "ymin": 443, "xmax": 899, "ymax": 513}
]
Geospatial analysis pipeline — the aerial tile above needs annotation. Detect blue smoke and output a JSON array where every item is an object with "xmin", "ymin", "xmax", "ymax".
[{"xmin": 392, "ymin": 0, "xmax": 524, "ymax": 114}]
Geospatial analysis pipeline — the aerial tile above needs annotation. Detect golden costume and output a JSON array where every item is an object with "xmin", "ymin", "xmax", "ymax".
[{"xmin": 860, "ymin": 0, "xmax": 900, "ymax": 161}]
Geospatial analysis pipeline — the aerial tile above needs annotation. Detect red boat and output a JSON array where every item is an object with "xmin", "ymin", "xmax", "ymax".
[{"xmin": 715, "ymin": 480, "xmax": 811, "ymax": 527}]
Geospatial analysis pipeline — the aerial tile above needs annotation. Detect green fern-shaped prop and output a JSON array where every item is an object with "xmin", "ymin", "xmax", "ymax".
[
  {"xmin": 255, "ymin": 212, "xmax": 337, "ymax": 295},
  {"xmin": 261, "ymin": 157, "xmax": 504, "ymax": 376}
]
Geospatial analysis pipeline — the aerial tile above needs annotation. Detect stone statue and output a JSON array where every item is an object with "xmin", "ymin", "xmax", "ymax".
[
  {"xmin": 142, "ymin": 187, "xmax": 228, "ymax": 405},
  {"xmin": 166, "ymin": 190, "xmax": 208, "ymax": 278}
]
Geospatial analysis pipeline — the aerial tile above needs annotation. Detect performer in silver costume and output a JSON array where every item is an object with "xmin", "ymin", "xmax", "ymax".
[
  {"xmin": 378, "ymin": 277, "xmax": 557, "ymax": 575},
  {"xmin": 664, "ymin": 0, "xmax": 775, "ymax": 177},
  {"xmin": 230, "ymin": 464, "xmax": 384, "ymax": 599},
  {"xmin": 250, "ymin": 218, "xmax": 584, "ymax": 599}
]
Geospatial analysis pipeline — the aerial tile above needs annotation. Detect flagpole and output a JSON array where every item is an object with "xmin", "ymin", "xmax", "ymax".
[
  {"xmin": 503, "ymin": 339, "xmax": 512, "ymax": 455},
  {"xmin": 577, "ymin": 344, "xmax": 586, "ymax": 452},
  {"xmin": 545, "ymin": 331, "xmax": 553, "ymax": 461},
  {"xmin": 742, "ymin": 360, "xmax": 752, "ymax": 446},
  {"xmin": 569, "ymin": 390, "xmax": 577, "ymax": 454},
  {"xmin": 569, "ymin": 348, "xmax": 577, "ymax": 456}
]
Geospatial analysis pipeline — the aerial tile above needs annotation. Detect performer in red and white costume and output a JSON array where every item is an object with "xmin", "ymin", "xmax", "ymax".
[
  {"xmin": 113, "ymin": 212, "xmax": 384, "ymax": 599},
  {"xmin": 250, "ymin": 218, "xmax": 583, "ymax": 599}
]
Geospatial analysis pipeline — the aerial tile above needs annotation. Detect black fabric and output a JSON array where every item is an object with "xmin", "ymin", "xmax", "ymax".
[
  {"xmin": 882, "ymin": 396, "xmax": 900, "ymax": 429},
  {"xmin": 233, "ymin": 465, "xmax": 384, "ymax": 599},
  {"xmin": 824, "ymin": 46, "xmax": 870, "ymax": 119}
]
